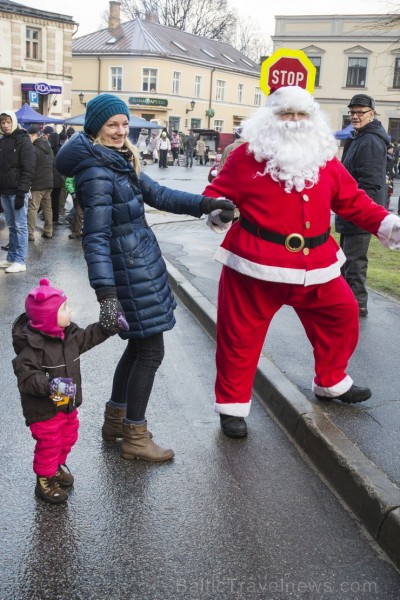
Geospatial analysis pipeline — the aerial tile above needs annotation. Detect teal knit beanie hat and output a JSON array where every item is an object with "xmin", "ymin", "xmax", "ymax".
[{"xmin": 84, "ymin": 94, "xmax": 130, "ymax": 136}]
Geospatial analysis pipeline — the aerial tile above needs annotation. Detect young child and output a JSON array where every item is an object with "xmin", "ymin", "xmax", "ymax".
[{"xmin": 12, "ymin": 278, "xmax": 128, "ymax": 504}]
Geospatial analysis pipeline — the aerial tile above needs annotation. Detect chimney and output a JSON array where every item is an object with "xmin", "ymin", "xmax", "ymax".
[
  {"xmin": 145, "ymin": 11, "xmax": 160, "ymax": 24},
  {"xmin": 108, "ymin": 0, "xmax": 121, "ymax": 30}
]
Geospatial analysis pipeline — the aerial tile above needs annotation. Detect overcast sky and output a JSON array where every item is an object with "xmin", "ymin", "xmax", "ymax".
[{"xmin": 19, "ymin": 0, "xmax": 394, "ymax": 38}]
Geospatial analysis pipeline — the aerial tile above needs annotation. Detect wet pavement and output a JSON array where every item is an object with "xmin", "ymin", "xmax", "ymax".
[
  {"xmin": 0, "ymin": 162, "xmax": 400, "ymax": 599},
  {"xmin": 147, "ymin": 162, "xmax": 400, "ymax": 569}
]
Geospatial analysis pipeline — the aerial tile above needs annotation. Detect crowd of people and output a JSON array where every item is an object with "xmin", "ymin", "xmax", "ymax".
[
  {"xmin": 136, "ymin": 127, "xmax": 215, "ymax": 168},
  {"xmin": 0, "ymin": 116, "xmax": 77, "ymax": 273},
  {"xmin": 3, "ymin": 88, "xmax": 400, "ymax": 504}
]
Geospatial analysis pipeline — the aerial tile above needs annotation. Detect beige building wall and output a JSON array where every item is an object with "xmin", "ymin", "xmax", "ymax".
[
  {"xmin": 72, "ymin": 55, "xmax": 261, "ymax": 133},
  {"xmin": 272, "ymin": 14, "xmax": 400, "ymax": 139},
  {"xmin": 0, "ymin": 7, "xmax": 75, "ymax": 118}
]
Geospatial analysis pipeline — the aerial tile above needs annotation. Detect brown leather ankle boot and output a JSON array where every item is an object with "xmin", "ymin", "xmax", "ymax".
[
  {"xmin": 121, "ymin": 422, "xmax": 174, "ymax": 462},
  {"xmin": 101, "ymin": 403, "xmax": 126, "ymax": 441}
]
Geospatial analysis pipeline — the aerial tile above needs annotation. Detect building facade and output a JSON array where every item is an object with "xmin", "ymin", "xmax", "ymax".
[
  {"xmin": 272, "ymin": 14, "xmax": 400, "ymax": 141},
  {"xmin": 0, "ymin": 0, "xmax": 76, "ymax": 118},
  {"xmin": 71, "ymin": 1, "xmax": 261, "ymax": 134}
]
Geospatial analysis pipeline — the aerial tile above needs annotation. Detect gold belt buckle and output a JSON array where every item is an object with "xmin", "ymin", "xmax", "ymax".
[{"xmin": 285, "ymin": 233, "xmax": 305, "ymax": 252}]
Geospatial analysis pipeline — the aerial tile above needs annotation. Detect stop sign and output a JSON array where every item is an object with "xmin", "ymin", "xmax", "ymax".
[{"xmin": 260, "ymin": 48, "xmax": 316, "ymax": 97}]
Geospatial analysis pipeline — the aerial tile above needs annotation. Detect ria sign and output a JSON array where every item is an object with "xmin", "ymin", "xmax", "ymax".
[
  {"xmin": 34, "ymin": 82, "xmax": 62, "ymax": 94},
  {"xmin": 260, "ymin": 48, "xmax": 316, "ymax": 96}
]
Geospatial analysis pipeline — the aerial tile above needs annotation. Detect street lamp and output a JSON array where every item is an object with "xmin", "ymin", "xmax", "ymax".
[
  {"xmin": 186, "ymin": 100, "xmax": 195, "ymax": 114},
  {"xmin": 79, "ymin": 92, "xmax": 86, "ymax": 107}
]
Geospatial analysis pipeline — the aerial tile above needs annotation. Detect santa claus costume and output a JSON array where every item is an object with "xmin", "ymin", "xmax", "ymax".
[{"xmin": 202, "ymin": 85, "xmax": 400, "ymax": 437}]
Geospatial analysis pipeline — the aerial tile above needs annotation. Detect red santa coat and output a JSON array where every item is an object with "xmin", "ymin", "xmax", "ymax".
[{"xmin": 202, "ymin": 142, "xmax": 389, "ymax": 285}]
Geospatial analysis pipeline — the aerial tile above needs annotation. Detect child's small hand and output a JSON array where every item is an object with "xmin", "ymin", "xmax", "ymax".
[{"xmin": 49, "ymin": 377, "xmax": 76, "ymax": 400}]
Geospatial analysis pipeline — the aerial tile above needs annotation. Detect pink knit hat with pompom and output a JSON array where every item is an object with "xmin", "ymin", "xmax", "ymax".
[{"xmin": 25, "ymin": 278, "xmax": 67, "ymax": 337}]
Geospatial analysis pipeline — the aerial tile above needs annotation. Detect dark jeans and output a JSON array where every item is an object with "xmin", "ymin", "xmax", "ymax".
[
  {"xmin": 340, "ymin": 232, "xmax": 371, "ymax": 308},
  {"xmin": 185, "ymin": 149, "xmax": 194, "ymax": 167},
  {"xmin": 171, "ymin": 147, "xmax": 179, "ymax": 162},
  {"xmin": 110, "ymin": 334, "xmax": 165, "ymax": 422},
  {"xmin": 159, "ymin": 149, "xmax": 168, "ymax": 168},
  {"xmin": 51, "ymin": 187, "xmax": 61, "ymax": 222}
]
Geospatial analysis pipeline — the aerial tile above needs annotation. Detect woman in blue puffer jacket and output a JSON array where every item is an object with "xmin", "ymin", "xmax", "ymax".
[{"xmin": 56, "ymin": 94, "xmax": 234, "ymax": 462}]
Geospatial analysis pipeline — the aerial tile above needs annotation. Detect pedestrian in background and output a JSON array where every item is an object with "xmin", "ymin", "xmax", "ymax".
[
  {"xmin": 65, "ymin": 176, "xmax": 83, "ymax": 240},
  {"xmin": 55, "ymin": 93, "xmax": 235, "ymax": 462},
  {"xmin": 171, "ymin": 129, "xmax": 181, "ymax": 165},
  {"xmin": 158, "ymin": 130, "xmax": 171, "ymax": 168},
  {"xmin": 202, "ymin": 85, "xmax": 400, "ymax": 439},
  {"xmin": 184, "ymin": 130, "xmax": 196, "ymax": 167},
  {"xmin": 0, "ymin": 110, "xmax": 34, "ymax": 273},
  {"xmin": 44, "ymin": 128, "xmax": 64, "ymax": 226},
  {"xmin": 335, "ymin": 94, "xmax": 390, "ymax": 317},
  {"xmin": 12, "ymin": 278, "xmax": 125, "ymax": 504},
  {"xmin": 196, "ymin": 135, "xmax": 206, "ymax": 165},
  {"xmin": 27, "ymin": 125, "xmax": 54, "ymax": 241}
]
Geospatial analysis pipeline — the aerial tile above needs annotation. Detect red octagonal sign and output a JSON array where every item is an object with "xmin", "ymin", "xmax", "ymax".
[
  {"xmin": 268, "ymin": 57, "xmax": 308, "ymax": 90},
  {"xmin": 260, "ymin": 48, "xmax": 316, "ymax": 96}
]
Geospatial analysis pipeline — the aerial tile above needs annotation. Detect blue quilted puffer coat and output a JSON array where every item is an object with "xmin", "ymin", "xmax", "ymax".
[{"xmin": 56, "ymin": 132, "xmax": 205, "ymax": 339}]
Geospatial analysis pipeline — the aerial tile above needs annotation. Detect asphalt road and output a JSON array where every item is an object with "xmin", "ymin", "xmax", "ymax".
[{"xmin": 0, "ymin": 164, "xmax": 400, "ymax": 599}]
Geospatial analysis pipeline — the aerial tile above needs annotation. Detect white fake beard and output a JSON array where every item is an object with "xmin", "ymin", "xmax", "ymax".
[{"xmin": 245, "ymin": 113, "xmax": 337, "ymax": 193}]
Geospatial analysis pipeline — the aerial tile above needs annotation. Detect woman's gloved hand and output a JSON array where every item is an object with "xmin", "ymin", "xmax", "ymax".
[{"xmin": 99, "ymin": 297, "xmax": 129, "ymax": 334}]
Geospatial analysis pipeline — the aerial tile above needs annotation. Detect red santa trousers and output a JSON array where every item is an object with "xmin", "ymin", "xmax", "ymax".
[
  {"xmin": 29, "ymin": 409, "xmax": 79, "ymax": 477},
  {"xmin": 215, "ymin": 267, "xmax": 359, "ymax": 417}
]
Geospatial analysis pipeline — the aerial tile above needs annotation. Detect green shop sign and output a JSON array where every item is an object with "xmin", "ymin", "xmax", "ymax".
[{"xmin": 129, "ymin": 97, "xmax": 168, "ymax": 107}]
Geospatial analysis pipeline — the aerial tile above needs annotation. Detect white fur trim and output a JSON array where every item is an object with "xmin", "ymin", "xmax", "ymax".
[
  {"xmin": 214, "ymin": 400, "xmax": 251, "ymax": 417},
  {"xmin": 214, "ymin": 246, "xmax": 346, "ymax": 286},
  {"xmin": 312, "ymin": 375, "xmax": 353, "ymax": 397},
  {"xmin": 377, "ymin": 214, "xmax": 400, "ymax": 249}
]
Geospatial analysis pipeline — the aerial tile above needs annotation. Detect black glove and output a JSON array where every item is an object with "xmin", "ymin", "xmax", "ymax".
[
  {"xmin": 200, "ymin": 197, "xmax": 235, "ymax": 223},
  {"xmin": 14, "ymin": 192, "xmax": 26, "ymax": 210},
  {"xmin": 98, "ymin": 294, "xmax": 129, "ymax": 335}
]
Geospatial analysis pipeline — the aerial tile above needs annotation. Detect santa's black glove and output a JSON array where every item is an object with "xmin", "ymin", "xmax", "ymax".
[
  {"xmin": 97, "ymin": 288, "xmax": 129, "ymax": 335},
  {"xmin": 14, "ymin": 192, "xmax": 26, "ymax": 210},
  {"xmin": 200, "ymin": 197, "xmax": 235, "ymax": 223}
]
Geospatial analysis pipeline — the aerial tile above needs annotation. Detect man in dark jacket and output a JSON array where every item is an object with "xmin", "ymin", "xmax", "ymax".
[
  {"xmin": 184, "ymin": 130, "xmax": 196, "ymax": 167},
  {"xmin": 335, "ymin": 94, "xmax": 390, "ymax": 317},
  {"xmin": 0, "ymin": 110, "xmax": 35, "ymax": 273},
  {"xmin": 27, "ymin": 125, "xmax": 54, "ymax": 240}
]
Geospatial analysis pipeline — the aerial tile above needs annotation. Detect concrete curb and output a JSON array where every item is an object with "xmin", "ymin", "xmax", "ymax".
[{"xmin": 166, "ymin": 258, "xmax": 400, "ymax": 570}]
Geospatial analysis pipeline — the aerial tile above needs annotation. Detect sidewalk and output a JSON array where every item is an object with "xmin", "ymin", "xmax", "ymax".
[{"xmin": 145, "ymin": 161, "xmax": 400, "ymax": 569}]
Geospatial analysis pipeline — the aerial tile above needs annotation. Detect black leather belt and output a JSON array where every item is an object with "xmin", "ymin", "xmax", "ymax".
[{"xmin": 239, "ymin": 215, "xmax": 330, "ymax": 253}]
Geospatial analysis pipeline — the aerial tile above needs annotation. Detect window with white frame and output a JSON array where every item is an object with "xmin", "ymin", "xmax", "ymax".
[
  {"xmin": 216, "ymin": 80, "xmax": 226, "ymax": 102},
  {"xmin": 214, "ymin": 119, "xmax": 224, "ymax": 132},
  {"xmin": 237, "ymin": 83, "xmax": 244, "ymax": 103},
  {"xmin": 195, "ymin": 75, "xmax": 202, "ymax": 98},
  {"xmin": 346, "ymin": 57, "xmax": 367, "ymax": 87},
  {"xmin": 173, "ymin": 71, "xmax": 181, "ymax": 95},
  {"xmin": 142, "ymin": 68, "xmax": 158, "ymax": 92},
  {"xmin": 254, "ymin": 87, "xmax": 262, "ymax": 107},
  {"xmin": 26, "ymin": 27, "xmax": 40, "ymax": 60},
  {"xmin": 110, "ymin": 67, "xmax": 123, "ymax": 91},
  {"xmin": 308, "ymin": 56, "xmax": 321, "ymax": 86},
  {"xmin": 393, "ymin": 58, "xmax": 400, "ymax": 88}
]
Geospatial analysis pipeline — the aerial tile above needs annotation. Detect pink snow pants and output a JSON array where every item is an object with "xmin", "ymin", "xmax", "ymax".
[{"xmin": 29, "ymin": 410, "xmax": 79, "ymax": 477}]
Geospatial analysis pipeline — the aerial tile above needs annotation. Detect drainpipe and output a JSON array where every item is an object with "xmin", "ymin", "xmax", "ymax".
[
  {"xmin": 208, "ymin": 67, "xmax": 215, "ymax": 128},
  {"xmin": 97, "ymin": 56, "xmax": 101, "ymax": 94}
]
